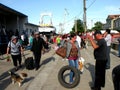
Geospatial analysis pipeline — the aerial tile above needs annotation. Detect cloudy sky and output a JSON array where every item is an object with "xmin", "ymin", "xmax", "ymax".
[{"xmin": 1, "ymin": 0, "xmax": 120, "ymax": 33}]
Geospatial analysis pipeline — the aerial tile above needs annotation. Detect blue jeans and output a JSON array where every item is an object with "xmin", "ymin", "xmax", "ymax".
[
  {"xmin": 118, "ymin": 44, "xmax": 120, "ymax": 56},
  {"xmin": 106, "ymin": 46, "xmax": 111, "ymax": 68},
  {"xmin": 68, "ymin": 59, "xmax": 78, "ymax": 83}
]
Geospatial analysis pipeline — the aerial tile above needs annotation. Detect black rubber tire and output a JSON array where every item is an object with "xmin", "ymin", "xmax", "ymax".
[{"xmin": 58, "ymin": 65, "xmax": 80, "ymax": 88}]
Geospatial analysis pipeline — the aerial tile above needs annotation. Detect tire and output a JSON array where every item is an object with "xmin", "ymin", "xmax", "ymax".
[{"xmin": 58, "ymin": 65, "xmax": 80, "ymax": 88}]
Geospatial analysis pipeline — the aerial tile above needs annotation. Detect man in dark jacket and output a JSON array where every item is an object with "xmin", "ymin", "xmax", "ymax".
[
  {"xmin": 88, "ymin": 30, "xmax": 107, "ymax": 90},
  {"xmin": 31, "ymin": 32, "xmax": 47, "ymax": 70}
]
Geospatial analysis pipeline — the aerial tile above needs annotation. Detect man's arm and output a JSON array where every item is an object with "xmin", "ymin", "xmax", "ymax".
[{"xmin": 87, "ymin": 35, "xmax": 99, "ymax": 49}]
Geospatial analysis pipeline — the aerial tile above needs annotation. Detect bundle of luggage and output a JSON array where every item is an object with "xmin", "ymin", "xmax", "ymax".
[{"xmin": 24, "ymin": 57, "xmax": 34, "ymax": 70}]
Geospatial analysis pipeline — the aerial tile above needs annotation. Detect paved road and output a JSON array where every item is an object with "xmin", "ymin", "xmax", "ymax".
[{"xmin": 0, "ymin": 45, "xmax": 120, "ymax": 90}]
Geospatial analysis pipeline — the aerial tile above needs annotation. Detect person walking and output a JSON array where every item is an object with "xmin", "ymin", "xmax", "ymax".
[
  {"xmin": 63, "ymin": 33, "xmax": 80, "ymax": 83},
  {"xmin": 103, "ymin": 29, "xmax": 112, "ymax": 69},
  {"xmin": 6, "ymin": 35, "xmax": 24, "ymax": 71},
  {"xmin": 31, "ymin": 31, "xmax": 47, "ymax": 70},
  {"xmin": 88, "ymin": 30, "xmax": 107, "ymax": 90},
  {"xmin": 56, "ymin": 35, "xmax": 61, "ymax": 47}
]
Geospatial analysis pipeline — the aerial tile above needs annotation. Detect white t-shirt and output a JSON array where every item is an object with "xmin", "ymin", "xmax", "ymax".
[
  {"xmin": 8, "ymin": 41, "xmax": 21, "ymax": 55},
  {"xmin": 105, "ymin": 34, "xmax": 112, "ymax": 46},
  {"xmin": 76, "ymin": 35, "xmax": 81, "ymax": 48}
]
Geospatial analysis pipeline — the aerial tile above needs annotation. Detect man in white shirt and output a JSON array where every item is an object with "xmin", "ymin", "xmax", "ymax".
[
  {"xmin": 104, "ymin": 29, "xmax": 112, "ymax": 69},
  {"xmin": 76, "ymin": 32, "xmax": 81, "ymax": 48}
]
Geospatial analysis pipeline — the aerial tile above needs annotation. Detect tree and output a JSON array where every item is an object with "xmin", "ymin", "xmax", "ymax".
[
  {"xmin": 92, "ymin": 21, "xmax": 103, "ymax": 30},
  {"xmin": 70, "ymin": 19, "xmax": 84, "ymax": 33}
]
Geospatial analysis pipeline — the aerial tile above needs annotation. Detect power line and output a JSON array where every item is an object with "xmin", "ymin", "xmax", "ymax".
[
  {"xmin": 55, "ymin": 0, "xmax": 97, "ymax": 28},
  {"xmin": 87, "ymin": 0, "xmax": 97, "ymax": 10},
  {"xmin": 65, "ymin": 0, "xmax": 97, "ymax": 25}
]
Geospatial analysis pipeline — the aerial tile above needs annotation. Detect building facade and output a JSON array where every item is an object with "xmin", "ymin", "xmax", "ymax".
[
  {"xmin": 0, "ymin": 3, "xmax": 38, "ymax": 53},
  {"xmin": 103, "ymin": 14, "xmax": 120, "ymax": 31}
]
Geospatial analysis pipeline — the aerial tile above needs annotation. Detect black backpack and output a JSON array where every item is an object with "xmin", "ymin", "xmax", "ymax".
[{"xmin": 24, "ymin": 57, "xmax": 34, "ymax": 70}]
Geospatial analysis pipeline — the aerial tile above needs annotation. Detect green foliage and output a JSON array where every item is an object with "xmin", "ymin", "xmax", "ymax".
[
  {"xmin": 92, "ymin": 21, "xmax": 103, "ymax": 30},
  {"xmin": 70, "ymin": 19, "xmax": 84, "ymax": 33}
]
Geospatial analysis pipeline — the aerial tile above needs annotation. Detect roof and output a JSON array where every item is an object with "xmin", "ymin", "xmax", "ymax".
[
  {"xmin": 0, "ymin": 3, "xmax": 27, "ymax": 17},
  {"xmin": 25, "ymin": 23, "xmax": 39, "ymax": 27},
  {"xmin": 107, "ymin": 14, "xmax": 120, "ymax": 20}
]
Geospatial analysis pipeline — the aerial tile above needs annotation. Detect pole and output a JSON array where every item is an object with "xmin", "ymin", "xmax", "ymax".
[
  {"xmin": 83, "ymin": 0, "xmax": 87, "ymax": 32},
  {"xmin": 63, "ymin": 8, "xmax": 69, "ymax": 34},
  {"xmin": 75, "ymin": 19, "xmax": 77, "ymax": 32}
]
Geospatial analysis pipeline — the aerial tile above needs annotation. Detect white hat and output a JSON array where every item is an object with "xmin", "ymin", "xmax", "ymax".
[{"xmin": 11, "ymin": 36, "xmax": 17, "ymax": 40}]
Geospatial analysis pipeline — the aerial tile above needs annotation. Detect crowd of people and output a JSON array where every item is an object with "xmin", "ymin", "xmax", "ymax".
[{"xmin": 5, "ymin": 29, "xmax": 120, "ymax": 90}]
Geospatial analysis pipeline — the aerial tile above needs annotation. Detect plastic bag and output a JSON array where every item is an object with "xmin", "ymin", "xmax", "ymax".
[{"xmin": 78, "ymin": 57, "xmax": 85, "ymax": 72}]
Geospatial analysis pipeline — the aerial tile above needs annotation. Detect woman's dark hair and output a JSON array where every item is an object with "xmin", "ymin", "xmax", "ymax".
[
  {"xmin": 62, "ymin": 34, "xmax": 67, "ymax": 39},
  {"xmin": 106, "ymin": 29, "xmax": 111, "ymax": 34},
  {"xmin": 70, "ymin": 33, "xmax": 76, "ymax": 39}
]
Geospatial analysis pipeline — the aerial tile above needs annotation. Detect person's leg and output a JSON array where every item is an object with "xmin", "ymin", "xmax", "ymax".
[
  {"xmin": 74, "ymin": 59, "xmax": 79, "ymax": 69},
  {"xmin": 17, "ymin": 54, "xmax": 22, "ymax": 67},
  {"xmin": 118, "ymin": 44, "xmax": 120, "ymax": 57},
  {"xmin": 11, "ymin": 55, "xmax": 18, "ymax": 70},
  {"xmin": 106, "ymin": 46, "xmax": 111, "ymax": 69},
  {"xmin": 34, "ymin": 53, "xmax": 41, "ymax": 70},
  {"xmin": 11, "ymin": 55, "xmax": 17, "ymax": 67},
  {"xmin": 94, "ymin": 61, "xmax": 102, "ymax": 90},
  {"xmin": 68, "ymin": 60, "xmax": 75, "ymax": 83},
  {"xmin": 100, "ymin": 60, "xmax": 106, "ymax": 87}
]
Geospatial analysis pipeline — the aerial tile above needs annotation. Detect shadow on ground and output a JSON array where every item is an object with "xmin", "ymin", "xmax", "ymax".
[
  {"xmin": 84, "ymin": 63, "xmax": 95, "ymax": 87},
  {"xmin": 41, "ymin": 56, "xmax": 55, "ymax": 66}
]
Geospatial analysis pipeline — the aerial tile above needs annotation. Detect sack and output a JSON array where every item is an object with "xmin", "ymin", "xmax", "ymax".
[
  {"xmin": 24, "ymin": 57, "xmax": 34, "ymax": 70},
  {"xmin": 56, "ymin": 46, "xmax": 66, "ymax": 58},
  {"xmin": 78, "ymin": 57, "xmax": 85, "ymax": 72}
]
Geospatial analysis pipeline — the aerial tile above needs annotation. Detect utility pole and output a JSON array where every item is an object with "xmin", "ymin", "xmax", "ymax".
[
  {"xmin": 75, "ymin": 18, "xmax": 77, "ymax": 32},
  {"xmin": 83, "ymin": 0, "xmax": 87, "ymax": 32}
]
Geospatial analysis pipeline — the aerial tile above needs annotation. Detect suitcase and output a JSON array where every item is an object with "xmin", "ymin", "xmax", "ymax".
[{"xmin": 24, "ymin": 57, "xmax": 34, "ymax": 70}]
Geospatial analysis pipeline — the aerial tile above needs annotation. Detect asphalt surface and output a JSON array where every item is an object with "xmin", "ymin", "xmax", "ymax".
[{"xmin": 0, "ymin": 45, "xmax": 120, "ymax": 90}]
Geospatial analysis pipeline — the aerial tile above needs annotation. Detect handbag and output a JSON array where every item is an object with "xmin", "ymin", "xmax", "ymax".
[{"xmin": 56, "ymin": 46, "xmax": 66, "ymax": 58}]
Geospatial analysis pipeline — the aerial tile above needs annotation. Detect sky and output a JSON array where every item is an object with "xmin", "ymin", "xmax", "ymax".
[{"xmin": 1, "ymin": 0, "xmax": 120, "ymax": 33}]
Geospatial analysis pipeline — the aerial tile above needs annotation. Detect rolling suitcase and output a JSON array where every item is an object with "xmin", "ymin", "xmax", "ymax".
[{"xmin": 24, "ymin": 56, "xmax": 34, "ymax": 70}]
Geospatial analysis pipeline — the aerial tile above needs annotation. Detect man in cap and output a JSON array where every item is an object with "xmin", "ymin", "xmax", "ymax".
[
  {"xmin": 31, "ymin": 31, "xmax": 47, "ymax": 70},
  {"xmin": 87, "ymin": 30, "xmax": 107, "ymax": 90}
]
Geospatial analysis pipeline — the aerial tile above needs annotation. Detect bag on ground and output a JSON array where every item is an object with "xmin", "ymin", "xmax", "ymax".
[
  {"xmin": 78, "ymin": 57, "xmax": 85, "ymax": 72},
  {"xmin": 24, "ymin": 57, "xmax": 34, "ymax": 70}
]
